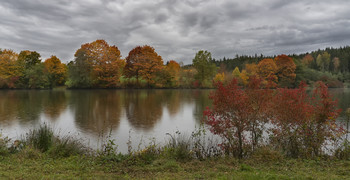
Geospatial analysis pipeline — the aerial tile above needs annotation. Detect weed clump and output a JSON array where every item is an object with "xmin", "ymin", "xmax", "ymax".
[{"xmin": 21, "ymin": 124, "xmax": 88, "ymax": 158}]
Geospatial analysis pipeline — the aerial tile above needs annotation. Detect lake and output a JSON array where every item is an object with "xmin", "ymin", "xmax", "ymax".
[
  {"xmin": 0, "ymin": 88, "xmax": 349, "ymax": 153},
  {"xmin": 0, "ymin": 89, "xmax": 213, "ymax": 153}
]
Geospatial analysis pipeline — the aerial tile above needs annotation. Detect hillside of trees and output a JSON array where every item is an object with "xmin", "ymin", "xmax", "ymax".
[
  {"xmin": 214, "ymin": 46, "xmax": 350, "ymax": 88},
  {"xmin": 0, "ymin": 40, "xmax": 349, "ymax": 89}
]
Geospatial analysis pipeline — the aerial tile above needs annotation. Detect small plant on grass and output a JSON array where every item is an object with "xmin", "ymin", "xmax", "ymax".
[
  {"xmin": 0, "ymin": 133, "xmax": 10, "ymax": 156},
  {"xmin": 131, "ymin": 138, "xmax": 159, "ymax": 165},
  {"xmin": 48, "ymin": 136, "xmax": 88, "ymax": 158},
  {"xmin": 22, "ymin": 124, "xmax": 54, "ymax": 152},
  {"xmin": 22, "ymin": 124, "xmax": 88, "ymax": 158},
  {"xmin": 163, "ymin": 131, "xmax": 193, "ymax": 161},
  {"xmin": 98, "ymin": 136, "xmax": 126, "ymax": 162},
  {"xmin": 191, "ymin": 124, "xmax": 222, "ymax": 159}
]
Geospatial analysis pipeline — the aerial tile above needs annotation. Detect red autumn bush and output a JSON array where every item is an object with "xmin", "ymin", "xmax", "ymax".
[
  {"xmin": 271, "ymin": 81, "xmax": 343, "ymax": 157},
  {"xmin": 204, "ymin": 77, "xmax": 273, "ymax": 158},
  {"xmin": 204, "ymin": 79, "xmax": 344, "ymax": 158}
]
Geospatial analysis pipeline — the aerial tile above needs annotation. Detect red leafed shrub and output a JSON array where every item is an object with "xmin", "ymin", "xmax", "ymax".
[
  {"xmin": 204, "ymin": 77, "xmax": 273, "ymax": 158},
  {"xmin": 204, "ymin": 78, "xmax": 343, "ymax": 158},
  {"xmin": 271, "ymin": 81, "xmax": 343, "ymax": 157}
]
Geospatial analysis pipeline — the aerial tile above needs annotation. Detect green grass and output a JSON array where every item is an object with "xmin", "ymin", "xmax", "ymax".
[
  {"xmin": 1, "ymin": 125, "xmax": 350, "ymax": 179},
  {"xmin": 0, "ymin": 153, "xmax": 350, "ymax": 179}
]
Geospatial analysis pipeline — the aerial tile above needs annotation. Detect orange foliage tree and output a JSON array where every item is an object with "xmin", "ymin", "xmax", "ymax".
[
  {"xmin": 274, "ymin": 54, "xmax": 296, "ymax": 87},
  {"xmin": 0, "ymin": 49, "xmax": 21, "ymax": 88},
  {"xmin": 72, "ymin": 39, "xmax": 124, "ymax": 88},
  {"xmin": 124, "ymin": 45, "xmax": 164, "ymax": 87},
  {"xmin": 165, "ymin": 60, "xmax": 181, "ymax": 86},
  {"xmin": 44, "ymin": 55, "xmax": 67, "ymax": 87},
  {"xmin": 257, "ymin": 58, "xmax": 278, "ymax": 85},
  {"xmin": 301, "ymin": 54, "xmax": 314, "ymax": 67}
]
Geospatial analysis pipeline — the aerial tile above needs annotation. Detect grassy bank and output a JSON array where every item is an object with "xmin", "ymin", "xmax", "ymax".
[
  {"xmin": 1, "ymin": 153, "xmax": 350, "ymax": 179},
  {"xmin": 1, "ymin": 125, "xmax": 350, "ymax": 179}
]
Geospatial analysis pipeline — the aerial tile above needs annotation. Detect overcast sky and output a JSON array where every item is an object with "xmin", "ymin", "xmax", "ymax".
[{"xmin": 1, "ymin": 0, "xmax": 350, "ymax": 64}]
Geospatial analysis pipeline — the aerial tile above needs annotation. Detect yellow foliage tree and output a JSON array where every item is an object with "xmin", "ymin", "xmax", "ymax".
[
  {"xmin": 44, "ymin": 55, "xmax": 67, "ymax": 86},
  {"xmin": 239, "ymin": 70, "xmax": 249, "ymax": 86},
  {"xmin": 0, "ymin": 49, "xmax": 21, "ymax": 88},
  {"xmin": 257, "ymin": 58, "xmax": 278, "ymax": 83},
  {"xmin": 213, "ymin": 72, "xmax": 225, "ymax": 83},
  {"xmin": 232, "ymin": 67, "xmax": 241, "ymax": 78},
  {"xmin": 166, "ymin": 60, "xmax": 181, "ymax": 85}
]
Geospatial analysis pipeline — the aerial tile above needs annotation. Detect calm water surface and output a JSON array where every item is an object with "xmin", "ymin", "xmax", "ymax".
[
  {"xmin": 0, "ymin": 89, "xmax": 212, "ymax": 153},
  {"xmin": 1, "ymin": 88, "xmax": 349, "ymax": 153}
]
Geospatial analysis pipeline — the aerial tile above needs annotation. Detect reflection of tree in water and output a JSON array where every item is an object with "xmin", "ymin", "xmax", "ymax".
[
  {"xmin": 163, "ymin": 90, "xmax": 193, "ymax": 118},
  {"xmin": 124, "ymin": 90, "xmax": 163, "ymax": 131},
  {"xmin": 192, "ymin": 90, "xmax": 213, "ymax": 123},
  {"xmin": 0, "ymin": 91, "xmax": 21, "ymax": 125},
  {"xmin": 329, "ymin": 89, "xmax": 350, "ymax": 118},
  {"xmin": 0, "ymin": 91, "xmax": 44, "ymax": 125},
  {"xmin": 163, "ymin": 90, "xmax": 181, "ymax": 117},
  {"xmin": 70, "ymin": 90, "xmax": 122, "ymax": 135},
  {"xmin": 42, "ymin": 90, "xmax": 67, "ymax": 121}
]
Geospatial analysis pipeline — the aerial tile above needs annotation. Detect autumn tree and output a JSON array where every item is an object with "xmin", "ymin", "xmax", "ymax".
[
  {"xmin": 332, "ymin": 57, "xmax": 340, "ymax": 73},
  {"xmin": 213, "ymin": 72, "xmax": 225, "ymax": 83},
  {"xmin": 322, "ymin": 52, "xmax": 331, "ymax": 72},
  {"xmin": 244, "ymin": 63, "xmax": 258, "ymax": 76},
  {"xmin": 316, "ymin": 54, "xmax": 323, "ymax": 71},
  {"xmin": 257, "ymin": 58, "xmax": 278, "ymax": 84},
  {"xmin": 124, "ymin": 45, "xmax": 164, "ymax": 87},
  {"xmin": 192, "ymin": 50, "xmax": 217, "ymax": 87},
  {"xmin": 316, "ymin": 52, "xmax": 331, "ymax": 72},
  {"xmin": 232, "ymin": 67, "xmax": 240, "ymax": 78},
  {"xmin": 301, "ymin": 54, "xmax": 314, "ymax": 67},
  {"xmin": 0, "ymin": 49, "xmax": 21, "ymax": 88},
  {"xmin": 239, "ymin": 70, "xmax": 249, "ymax": 86},
  {"xmin": 67, "ymin": 39, "xmax": 124, "ymax": 88},
  {"xmin": 165, "ymin": 60, "xmax": 181, "ymax": 87},
  {"xmin": 44, "ymin": 56, "xmax": 67, "ymax": 87},
  {"xmin": 179, "ymin": 68, "xmax": 197, "ymax": 88},
  {"xmin": 274, "ymin": 54, "xmax": 296, "ymax": 87}
]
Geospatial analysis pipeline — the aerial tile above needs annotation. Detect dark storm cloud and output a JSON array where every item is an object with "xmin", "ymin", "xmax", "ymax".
[{"xmin": 0, "ymin": 0, "xmax": 350, "ymax": 64}]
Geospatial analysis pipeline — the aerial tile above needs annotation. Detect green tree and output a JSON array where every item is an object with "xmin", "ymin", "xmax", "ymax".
[
  {"xmin": 192, "ymin": 50, "xmax": 216, "ymax": 87},
  {"xmin": 66, "ymin": 49, "xmax": 94, "ymax": 88},
  {"xmin": 322, "ymin": 52, "xmax": 331, "ymax": 72},
  {"xmin": 24, "ymin": 63, "xmax": 50, "ymax": 89},
  {"xmin": 16, "ymin": 50, "xmax": 42, "ymax": 88},
  {"xmin": 316, "ymin": 54, "xmax": 323, "ymax": 71},
  {"xmin": 18, "ymin": 50, "xmax": 41, "ymax": 69}
]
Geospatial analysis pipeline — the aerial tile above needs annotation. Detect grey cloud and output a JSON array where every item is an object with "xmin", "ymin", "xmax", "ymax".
[{"xmin": 0, "ymin": 0, "xmax": 350, "ymax": 64}]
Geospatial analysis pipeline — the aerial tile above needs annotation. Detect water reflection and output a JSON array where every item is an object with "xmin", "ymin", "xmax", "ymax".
[
  {"xmin": 42, "ymin": 90, "xmax": 67, "ymax": 121},
  {"xmin": 69, "ymin": 90, "xmax": 123, "ymax": 135},
  {"xmin": 329, "ymin": 88, "xmax": 350, "ymax": 117},
  {"xmin": 0, "ymin": 91, "xmax": 49, "ymax": 125},
  {"xmin": 0, "ymin": 89, "xmax": 213, "ymax": 144},
  {"xmin": 124, "ymin": 90, "xmax": 163, "ymax": 131},
  {"xmin": 2, "ymin": 88, "xmax": 350, "ymax": 151}
]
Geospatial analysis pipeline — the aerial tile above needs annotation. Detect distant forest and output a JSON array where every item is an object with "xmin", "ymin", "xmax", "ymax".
[
  {"xmin": 213, "ymin": 46, "xmax": 350, "ymax": 88},
  {"xmin": 0, "ymin": 40, "xmax": 349, "ymax": 89}
]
